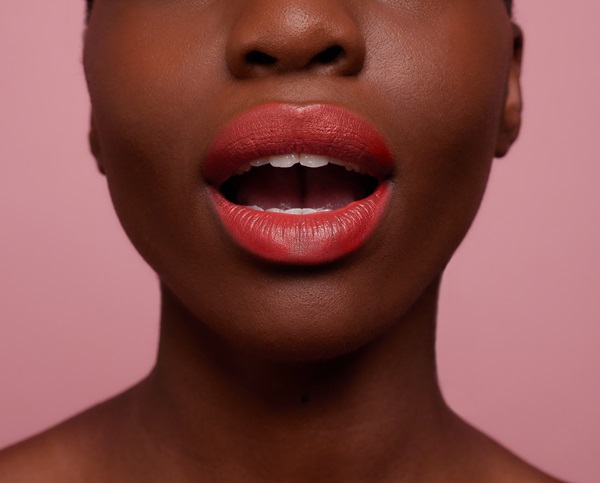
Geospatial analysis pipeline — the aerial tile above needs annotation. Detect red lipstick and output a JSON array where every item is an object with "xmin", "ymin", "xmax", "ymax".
[{"xmin": 203, "ymin": 104, "xmax": 394, "ymax": 265}]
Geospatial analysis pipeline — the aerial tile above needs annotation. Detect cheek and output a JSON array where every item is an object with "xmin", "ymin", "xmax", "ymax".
[
  {"xmin": 366, "ymin": 4, "xmax": 510, "ymax": 149},
  {"xmin": 84, "ymin": 5, "xmax": 229, "ymax": 265},
  {"xmin": 84, "ymin": 3, "xmax": 226, "ymax": 181},
  {"xmin": 366, "ymin": 4, "xmax": 511, "ymax": 159},
  {"xmin": 360, "ymin": 5, "xmax": 513, "ymax": 283}
]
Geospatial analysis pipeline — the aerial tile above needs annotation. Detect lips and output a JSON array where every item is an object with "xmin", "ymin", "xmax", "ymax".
[{"xmin": 203, "ymin": 103, "xmax": 394, "ymax": 265}]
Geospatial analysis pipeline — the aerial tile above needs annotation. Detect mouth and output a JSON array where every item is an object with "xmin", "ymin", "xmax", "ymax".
[
  {"xmin": 220, "ymin": 154, "xmax": 379, "ymax": 214},
  {"xmin": 203, "ymin": 104, "xmax": 394, "ymax": 265}
]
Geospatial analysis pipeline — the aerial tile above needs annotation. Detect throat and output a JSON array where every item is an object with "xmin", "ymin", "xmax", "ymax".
[{"xmin": 220, "ymin": 164, "xmax": 377, "ymax": 211}]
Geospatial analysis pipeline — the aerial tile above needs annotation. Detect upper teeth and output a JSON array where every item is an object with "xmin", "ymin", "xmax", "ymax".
[
  {"xmin": 237, "ymin": 154, "xmax": 363, "ymax": 175},
  {"xmin": 246, "ymin": 206, "xmax": 333, "ymax": 215}
]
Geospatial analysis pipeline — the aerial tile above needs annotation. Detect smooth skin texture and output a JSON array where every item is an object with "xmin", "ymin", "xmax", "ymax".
[{"xmin": 0, "ymin": 0, "xmax": 562, "ymax": 481}]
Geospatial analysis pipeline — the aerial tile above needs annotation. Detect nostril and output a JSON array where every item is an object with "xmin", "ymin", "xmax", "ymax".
[
  {"xmin": 311, "ymin": 45, "xmax": 345, "ymax": 65},
  {"xmin": 245, "ymin": 50, "xmax": 277, "ymax": 66}
]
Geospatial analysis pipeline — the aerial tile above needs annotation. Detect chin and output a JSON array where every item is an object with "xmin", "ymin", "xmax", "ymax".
[
  {"xmin": 227, "ymin": 314, "xmax": 383, "ymax": 363},
  {"xmin": 162, "ymin": 265, "xmax": 432, "ymax": 363}
]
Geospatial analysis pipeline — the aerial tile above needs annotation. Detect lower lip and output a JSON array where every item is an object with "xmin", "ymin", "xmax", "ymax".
[{"xmin": 209, "ymin": 183, "xmax": 390, "ymax": 265}]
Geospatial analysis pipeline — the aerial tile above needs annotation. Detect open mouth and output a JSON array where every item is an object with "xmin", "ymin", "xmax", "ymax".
[
  {"xmin": 219, "ymin": 154, "xmax": 379, "ymax": 214},
  {"xmin": 203, "ymin": 103, "xmax": 394, "ymax": 265}
]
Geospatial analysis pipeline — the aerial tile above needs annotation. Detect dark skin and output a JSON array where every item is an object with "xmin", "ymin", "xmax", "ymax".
[{"xmin": 0, "ymin": 0, "xmax": 563, "ymax": 481}]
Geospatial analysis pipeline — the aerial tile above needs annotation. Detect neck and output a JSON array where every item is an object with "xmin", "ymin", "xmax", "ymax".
[{"xmin": 123, "ymin": 278, "xmax": 460, "ymax": 482}]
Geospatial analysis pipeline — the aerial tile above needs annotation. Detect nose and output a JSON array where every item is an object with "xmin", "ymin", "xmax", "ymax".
[{"xmin": 225, "ymin": 0, "xmax": 366, "ymax": 78}]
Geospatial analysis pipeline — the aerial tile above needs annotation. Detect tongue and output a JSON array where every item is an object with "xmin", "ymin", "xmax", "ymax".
[{"xmin": 235, "ymin": 165, "xmax": 369, "ymax": 210}]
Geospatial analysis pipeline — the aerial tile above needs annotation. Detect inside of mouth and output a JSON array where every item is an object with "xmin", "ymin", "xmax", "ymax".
[{"xmin": 220, "ymin": 164, "xmax": 378, "ymax": 212}]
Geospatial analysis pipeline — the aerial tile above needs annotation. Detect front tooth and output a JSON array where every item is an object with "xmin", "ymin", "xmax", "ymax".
[
  {"xmin": 250, "ymin": 158, "xmax": 270, "ymax": 167},
  {"xmin": 261, "ymin": 207, "xmax": 334, "ymax": 214},
  {"xmin": 269, "ymin": 154, "xmax": 299, "ymax": 168},
  {"xmin": 299, "ymin": 154, "xmax": 329, "ymax": 168}
]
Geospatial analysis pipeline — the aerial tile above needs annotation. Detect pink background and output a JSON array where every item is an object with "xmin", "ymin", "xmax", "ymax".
[{"xmin": 1, "ymin": 1, "xmax": 598, "ymax": 481}]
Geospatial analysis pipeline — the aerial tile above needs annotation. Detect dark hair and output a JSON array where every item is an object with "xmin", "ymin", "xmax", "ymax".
[{"xmin": 85, "ymin": 1, "xmax": 513, "ymax": 20}]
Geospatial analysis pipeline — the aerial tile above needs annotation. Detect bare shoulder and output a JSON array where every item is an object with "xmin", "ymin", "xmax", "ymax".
[
  {"xmin": 454, "ymin": 417, "xmax": 566, "ymax": 483},
  {"xmin": 484, "ymin": 447, "xmax": 566, "ymax": 483},
  {"xmin": 0, "ymin": 392, "xmax": 132, "ymax": 483},
  {"xmin": 0, "ymin": 424, "xmax": 82, "ymax": 483}
]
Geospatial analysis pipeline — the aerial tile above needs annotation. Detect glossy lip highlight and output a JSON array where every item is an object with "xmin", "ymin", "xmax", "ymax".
[{"xmin": 203, "ymin": 103, "xmax": 395, "ymax": 265}]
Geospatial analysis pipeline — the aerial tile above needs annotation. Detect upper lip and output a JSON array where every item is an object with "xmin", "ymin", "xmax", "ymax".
[{"xmin": 202, "ymin": 103, "xmax": 395, "ymax": 188}]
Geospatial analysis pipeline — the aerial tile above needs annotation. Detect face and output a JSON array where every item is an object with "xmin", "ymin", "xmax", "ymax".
[{"xmin": 84, "ymin": 0, "xmax": 522, "ymax": 361}]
